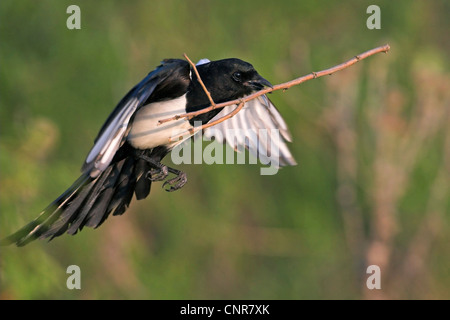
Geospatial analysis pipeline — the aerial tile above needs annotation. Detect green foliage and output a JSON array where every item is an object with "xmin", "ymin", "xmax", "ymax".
[{"xmin": 1, "ymin": 0, "xmax": 449, "ymax": 299}]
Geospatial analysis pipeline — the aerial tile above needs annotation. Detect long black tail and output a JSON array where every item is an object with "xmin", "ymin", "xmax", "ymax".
[{"xmin": 1, "ymin": 153, "xmax": 152, "ymax": 246}]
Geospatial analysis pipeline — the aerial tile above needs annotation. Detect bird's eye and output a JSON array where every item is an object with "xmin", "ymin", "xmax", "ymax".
[{"xmin": 232, "ymin": 72, "xmax": 242, "ymax": 82}]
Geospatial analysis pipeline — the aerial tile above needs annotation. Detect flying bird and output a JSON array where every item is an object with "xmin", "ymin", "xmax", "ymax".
[{"xmin": 1, "ymin": 58, "xmax": 296, "ymax": 246}]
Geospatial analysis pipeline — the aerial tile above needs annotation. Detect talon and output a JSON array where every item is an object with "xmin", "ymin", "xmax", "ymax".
[{"xmin": 162, "ymin": 172, "xmax": 187, "ymax": 192}]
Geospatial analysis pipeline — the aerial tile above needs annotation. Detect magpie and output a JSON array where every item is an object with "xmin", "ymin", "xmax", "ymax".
[{"xmin": 1, "ymin": 58, "xmax": 296, "ymax": 246}]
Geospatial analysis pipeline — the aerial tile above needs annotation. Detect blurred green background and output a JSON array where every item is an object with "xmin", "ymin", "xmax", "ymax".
[{"xmin": 1, "ymin": 0, "xmax": 449, "ymax": 299}]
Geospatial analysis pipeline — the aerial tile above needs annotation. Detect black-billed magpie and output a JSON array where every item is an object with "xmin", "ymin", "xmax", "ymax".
[{"xmin": 1, "ymin": 58, "xmax": 296, "ymax": 246}]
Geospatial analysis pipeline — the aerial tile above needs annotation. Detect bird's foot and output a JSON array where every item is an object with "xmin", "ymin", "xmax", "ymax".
[
  {"xmin": 138, "ymin": 154, "xmax": 187, "ymax": 191},
  {"xmin": 162, "ymin": 170, "xmax": 187, "ymax": 192},
  {"xmin": 139, "ymin": 154, "xmax": 169, "ymax": 181}
]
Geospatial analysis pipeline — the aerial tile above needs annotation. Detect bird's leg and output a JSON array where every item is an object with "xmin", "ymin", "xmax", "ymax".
[
  {"xmin": 138, "ymin": 154, "xmax": 187, "ymax": 191},
  {"xmin": 138, "ymin": 154, "xmax": 169, "ymax": 182},
  {"xmin": 163, "ymin": 167, "xmax": 187, "ymax": 192}
]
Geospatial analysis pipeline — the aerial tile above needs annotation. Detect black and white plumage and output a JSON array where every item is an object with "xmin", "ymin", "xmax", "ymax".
[{"xmin": 1, "ymin": 58, "xmax": 296, "ymax": 246}]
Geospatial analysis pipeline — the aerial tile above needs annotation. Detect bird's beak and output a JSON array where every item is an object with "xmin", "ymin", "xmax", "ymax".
[{"xmin": 247, "ymin": 75, "xmax": 273, "ymax": 90}]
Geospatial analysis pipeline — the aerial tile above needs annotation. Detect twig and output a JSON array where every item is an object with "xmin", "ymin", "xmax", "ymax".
[
  {"xmin": 165, "ymin": 44, "xmax": 390, "ymax": 141},
  {"xmin": 183, "ymin": 53, "xmax": 217, "ymax": 109}
]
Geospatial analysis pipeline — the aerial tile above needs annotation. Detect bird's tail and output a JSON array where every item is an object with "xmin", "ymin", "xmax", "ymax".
[{"xmin": 1, "ymin": 154, "xmax": 152, "ymax": 246}]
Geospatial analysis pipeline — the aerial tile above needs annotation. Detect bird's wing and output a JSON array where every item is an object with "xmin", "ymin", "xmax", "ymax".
[
  {"xmin": 82, "ymin": 59, "xmax": 188, "ymax": 177},
  {"xmin": 203, "ymin": 95, "xmax": 297, "ymax": 168}
]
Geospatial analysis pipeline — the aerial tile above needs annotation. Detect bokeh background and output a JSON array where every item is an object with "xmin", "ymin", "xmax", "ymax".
[{"xmin": 1, "ymin": 0, "xmax": 449, "ymax": 299}]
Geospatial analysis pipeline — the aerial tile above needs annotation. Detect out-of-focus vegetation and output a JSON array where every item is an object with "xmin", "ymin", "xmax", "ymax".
[{"xmin": 1, "ymin": 0, "xmax": 449, "ymax": 299}]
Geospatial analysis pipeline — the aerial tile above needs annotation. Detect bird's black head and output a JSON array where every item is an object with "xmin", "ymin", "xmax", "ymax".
[{"xmin": 194, "ymin": 58, "xmax": 272, "ymax": 103}]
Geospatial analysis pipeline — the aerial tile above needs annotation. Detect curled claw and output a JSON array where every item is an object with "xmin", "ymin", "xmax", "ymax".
[{"xmin": 162, "ymin": 172, "xmax": 187, "ymax": 192}]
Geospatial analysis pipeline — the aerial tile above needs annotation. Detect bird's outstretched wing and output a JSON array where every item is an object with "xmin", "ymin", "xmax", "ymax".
[
  {"xmin": 203, "ymin": 95, "xmax": 296, "ymax": 168},
  {"xmin": 0, "ymin": 59, "xmax": 190, "ymax": 246},
  {"xmin": 82, "ymin": 59, "xmax": 189, "ymax": 177}
]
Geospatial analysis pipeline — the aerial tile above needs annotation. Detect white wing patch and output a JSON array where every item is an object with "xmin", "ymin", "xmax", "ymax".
[{"xmin": 203, "ymin": 95, "xmax": 296, "ymax": 168}]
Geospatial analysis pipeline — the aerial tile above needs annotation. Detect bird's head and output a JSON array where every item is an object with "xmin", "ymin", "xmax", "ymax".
[{"xmin": 196, "ymin": 58, "xmax": 272, "ymax": 102}]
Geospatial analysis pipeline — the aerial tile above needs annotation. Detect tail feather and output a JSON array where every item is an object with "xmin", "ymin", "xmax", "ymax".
[
  {"xmin": 66, "ymin": 165, "xmax": 115, "ymax": 234},
  {"xmin": 41, "ymin": 176, "xmax": 96, "ymax": 239},
  {"xmin": 108, "ymin": 156, "xmax": 137, "ymax": 217},
  {"xmin": 83, "ymin": 156, "xmax": 133, "ymax": 228},
  {"xmin": 1, "ymin": 154, "xmax": 149, "ymax": 246},
  {"xmin": 134, "ymin": 157, "xmax": 152, "ymax": 200},
  {"xmin": 0, "ymin": 175, "xmax": 90, "ymax": 246},
  {"xmin": 82, "ymin": 186, "xmax": 116, "ymax": 229}
]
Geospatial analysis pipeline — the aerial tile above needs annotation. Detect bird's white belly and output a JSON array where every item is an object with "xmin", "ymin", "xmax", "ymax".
[{"xmin": 127, "ymin": 94, "xmax": 192, "ymax": 149}]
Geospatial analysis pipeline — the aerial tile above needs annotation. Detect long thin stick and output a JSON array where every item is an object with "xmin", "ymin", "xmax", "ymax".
[
  {"xmin": 183, "ymin": 53, "xmax": 217, "ymax": 109},
  {"xmin": 166, "ymin": 44, "xmax": 390, "ymax": 141}
]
